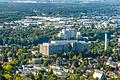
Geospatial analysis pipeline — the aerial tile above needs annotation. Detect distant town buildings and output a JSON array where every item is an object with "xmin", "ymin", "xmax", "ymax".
[
  {"xmin": 4, "ymin": 16, "xmax": 120, "ymax": 30},
  {"xmin": 40, "ymin": 40, "xmax": 88, "ymax": 56}
]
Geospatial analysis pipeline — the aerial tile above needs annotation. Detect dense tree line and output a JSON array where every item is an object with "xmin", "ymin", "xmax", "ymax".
[{"xmin": 0, "ymin": 28, "xmax": 59, "ymax": 46}]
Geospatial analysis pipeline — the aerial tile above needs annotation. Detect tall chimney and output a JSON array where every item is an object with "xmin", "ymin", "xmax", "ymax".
[{"xmin": 105, "ymin": 34, "xmax": 107, "ymax": 50}]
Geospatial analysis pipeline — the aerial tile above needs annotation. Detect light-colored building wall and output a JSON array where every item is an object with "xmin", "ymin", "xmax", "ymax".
[
  {"xmin": 72, "ymin": 42, "xmax": 88, "ymax": 53},
  {"xmin": 58, "ymin": 28, "xmax": 77, "ymax": 39},
  {"xmin": 40, "ymin": 42, "xmax": 70, "ymax": 56},
  {"xmin": 118, "ymin": 38, "xmax": 120, "ymax": 46},
  {"xmin": 40, "ymin": 43, "xmax": 49, "ymax": 56},
  {"xmin": 40, "ymin": 40, "xmax": 88, "ymax": 56}
]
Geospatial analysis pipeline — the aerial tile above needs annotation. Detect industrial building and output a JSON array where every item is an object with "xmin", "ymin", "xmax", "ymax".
[{"xmin": 40, "ymin": 40, "xmax": 88, "ymax": 56}]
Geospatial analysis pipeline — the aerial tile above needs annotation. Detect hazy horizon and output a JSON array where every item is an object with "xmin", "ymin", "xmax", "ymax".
[{"xmin": 0, "ymin": 0, "xmax": 120, "ymax": 3}]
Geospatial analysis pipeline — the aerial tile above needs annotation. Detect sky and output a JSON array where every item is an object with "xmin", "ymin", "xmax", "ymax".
[{"xmin": 0, "ymin": 0, "xmax": 120, "ymax": 3}]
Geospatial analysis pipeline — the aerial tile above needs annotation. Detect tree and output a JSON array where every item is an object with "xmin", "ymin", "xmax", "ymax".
[
  {"xmin": 67, "ymin": 74, "xmax": 81, "ymax": 80},
  {"xmin": 48, "ymin": 74, "xmax": 57, "ymax": 80},
  {"xmin": 13, "ymin": 74, "xmax": 23, "ymax": 80},
  {"xmin": 7, "ymin": 51, "xmax": 12, "ymax": 57},
  {"xmin": 0, "ymin": 63, "xmax": 4, "ymax": 74},
  {"xmin": 3, "ymin": 74, "xmax": 12, "ymax": 80},
  {"xmin": 89, "ymin": 71, "xmax": 94, "ymax": 77},
  {"xmin": 80, "ymin": 76, "xmax": 85, "ymax": 80},
  {"xmin": 3, "ymin": 64, "xmax": 13, "ymax": 73},
  {"xmin": 26, "ymin": 73, "xmax": 35, "ymax": 79},
  {"xmin": 57, "ymin": 78, "xmax": 66, "ymax": 80},
  {"xmin": 76, "ymin": 67, "xmax": 82, "ymax": 74},
  {"xmin": 0, "ymin": 75, "xmax": 6, "ymax": 80},
  {"xmin": 67, "ymin": 52, "xmax": 74, "ymax": 59},
  {"xmin": 56, "ymin": 57, "xmax": 62, "ymax": 65},
  {"xmin": 17, "ymin": 49, "xmax": 23, "ymax": 56},
  {"xmin": 72, "ymin": 55, "xmax": 77, "ymax": 60},
  {"xmin": 43, "ymin": 59, "xmax": 50, "ymax": 66},
  {"xmin": 34, "ymin": 73, "xmax": 42, "ymax": 80},
  {"xmin": 88, "ymin": 77, "xmax": 96, "ymax": 80}
]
